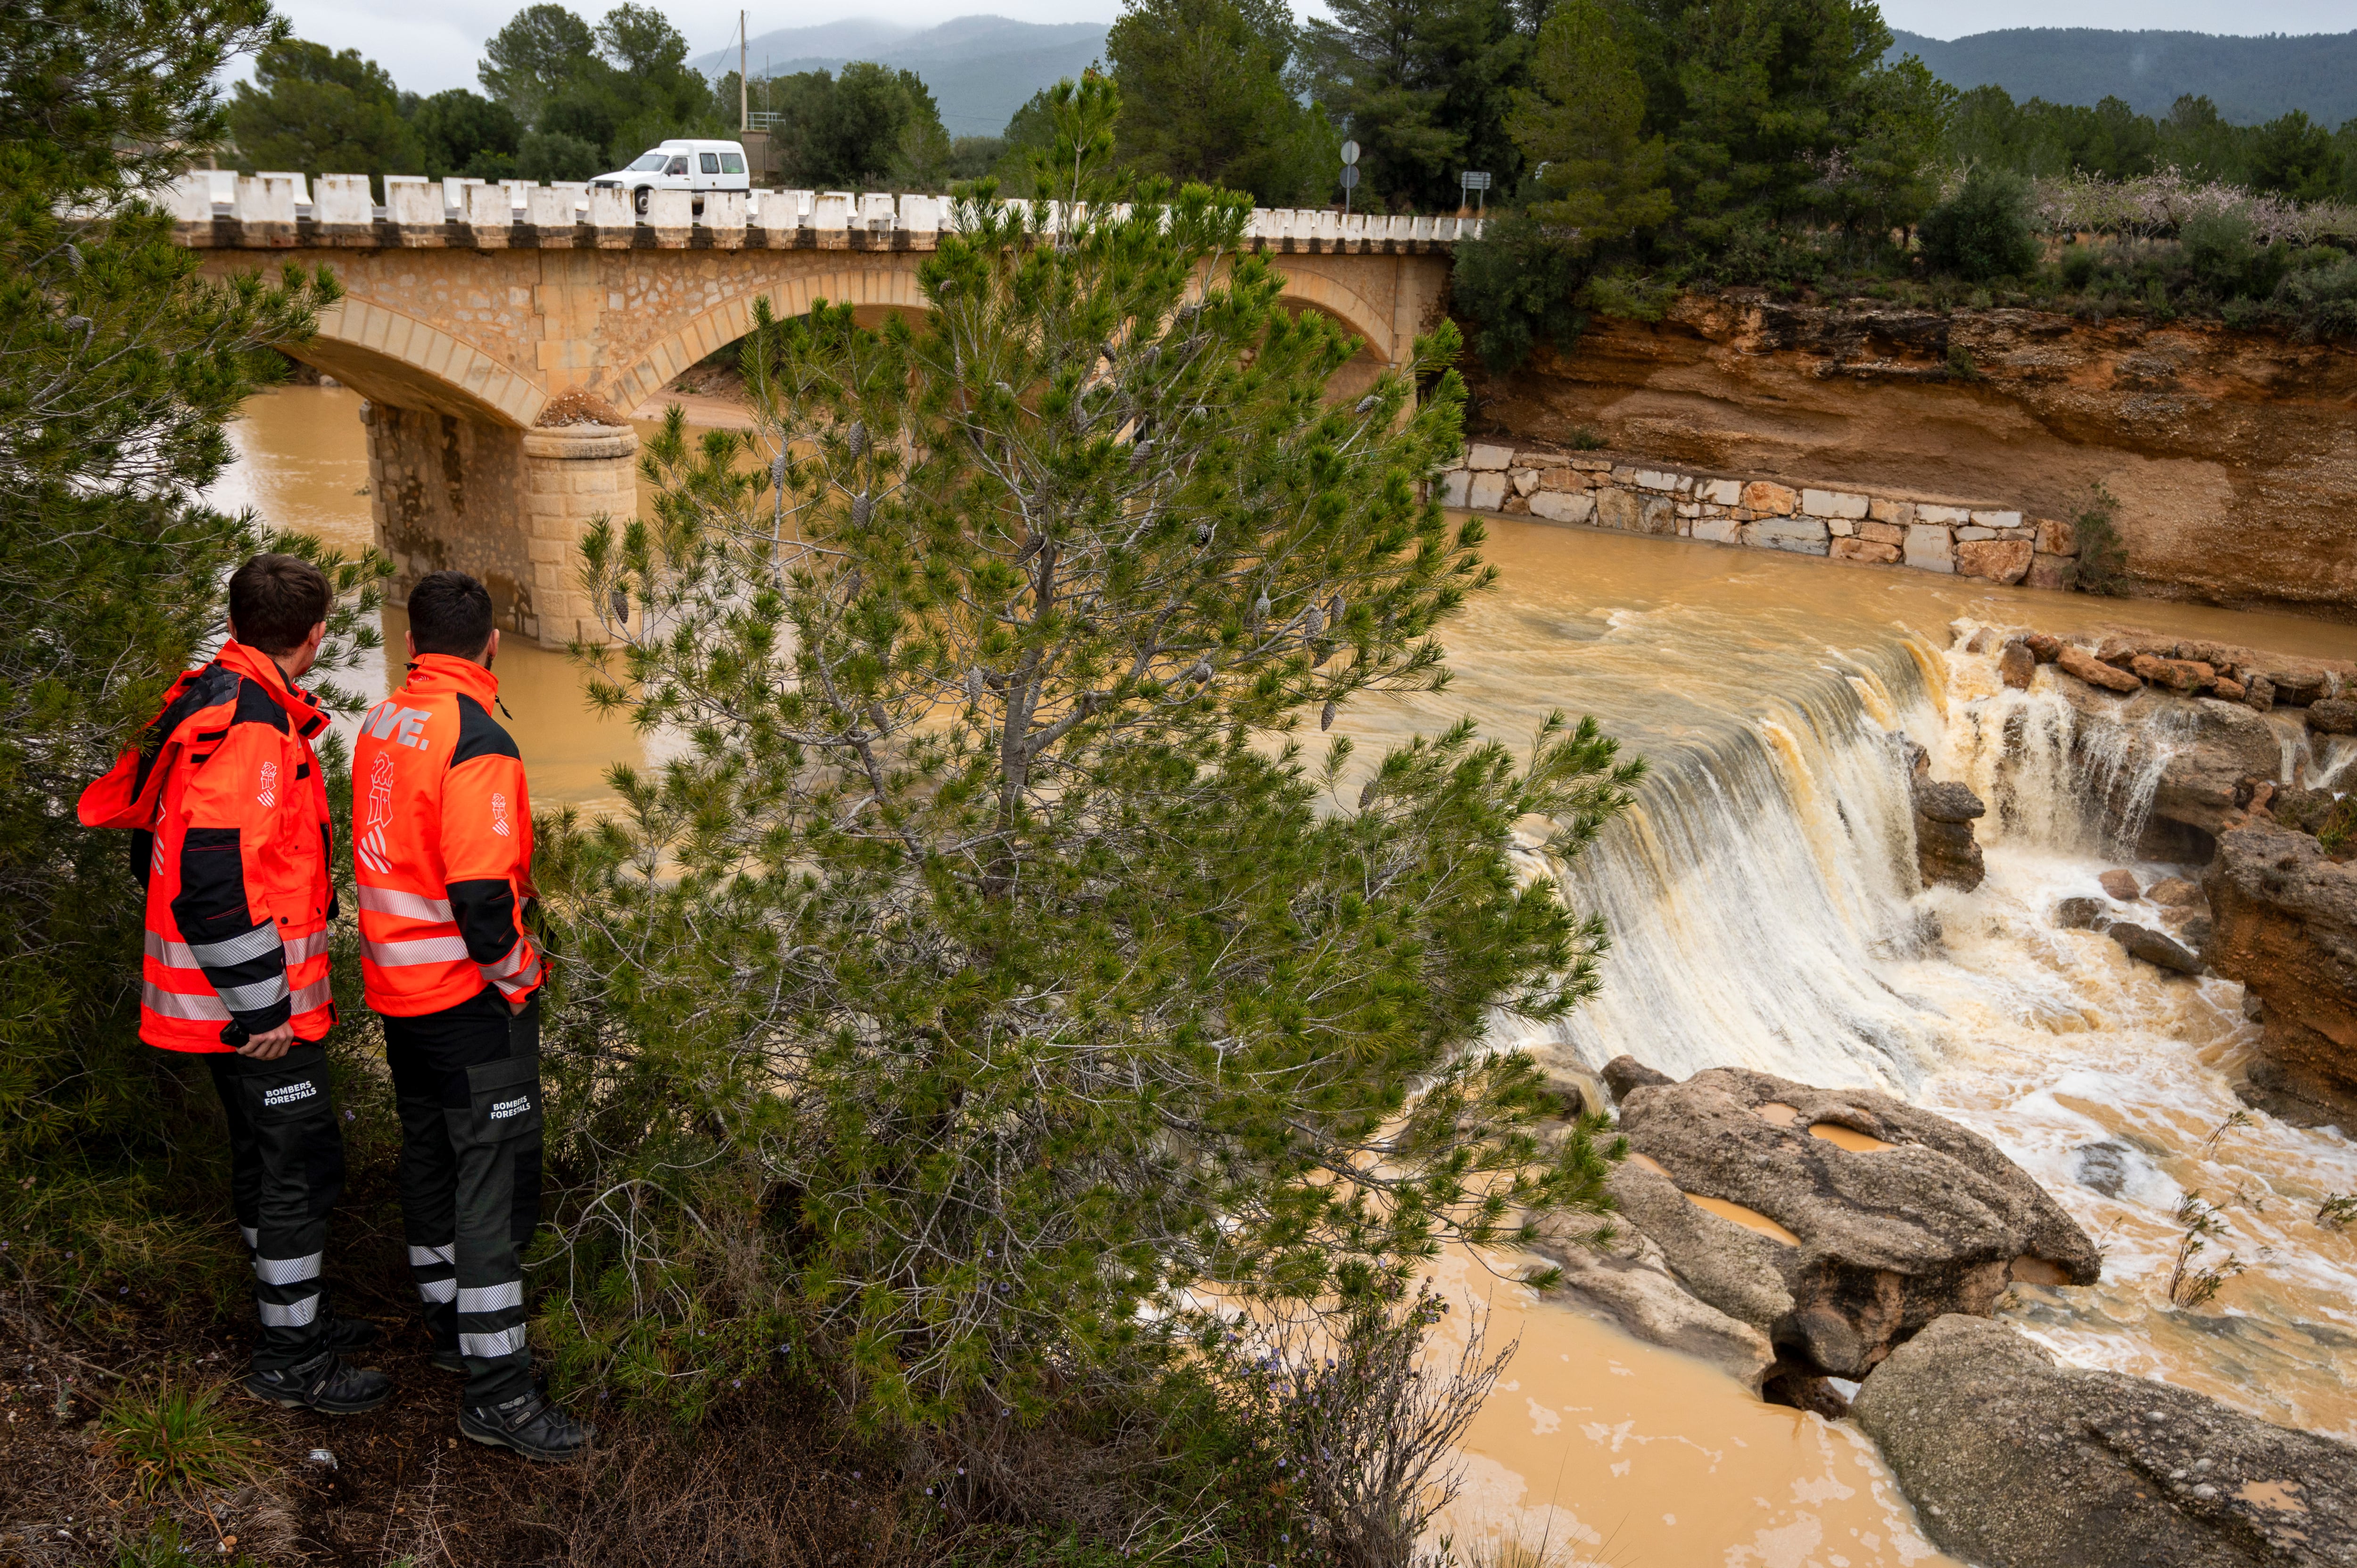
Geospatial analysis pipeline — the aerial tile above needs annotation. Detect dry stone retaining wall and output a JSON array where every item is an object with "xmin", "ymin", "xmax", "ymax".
[{"xmin": 1440, "ymin": 444, "xmax": 2081, "ymax": 589}]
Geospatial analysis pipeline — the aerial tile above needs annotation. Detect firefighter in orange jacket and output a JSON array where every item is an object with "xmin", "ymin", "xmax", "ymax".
[
  {"xmin": 355, "ymin": 571, "xmax": 589, "ymax": 1462},
  {"xmin": 78, "ymin": 555, "xmax": 392, "ymax": 1416}
]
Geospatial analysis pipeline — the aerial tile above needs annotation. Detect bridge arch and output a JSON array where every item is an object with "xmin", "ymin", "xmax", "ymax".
[
  {"xmin": 298, "ymin": 297, "xmax": 544, "ymax": 427},
  {"xmin": 608, "ymin": 268, "xmax": 935, "ymax": 414},
  {"xmin": 1269, "ymin": 268, "xmax": 1395, "ymax": 364}
]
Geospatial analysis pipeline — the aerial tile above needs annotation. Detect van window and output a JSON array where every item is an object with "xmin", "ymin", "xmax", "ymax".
[
  {"xmin": 699, "ymin": 153, "xmax": 720, "ymax": 174},
  {"xmin": 720, "ymin": 152, "xmax": 745, "ymax": 174},
  {"xmin": 628, "ymin": 152, "xmax": 667, "ymax": 172},
  {"xmin": 666, "ymin": 157, "xmax": 688, "ymax": 176}
]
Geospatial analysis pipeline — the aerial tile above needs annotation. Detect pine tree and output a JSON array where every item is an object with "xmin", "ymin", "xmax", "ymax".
[
  {"xmin": 1107, "ymin": 0, "xmax": 1340, "ymax": 205},
  {"xmin": 0, "ymin": 0, "xmax": 381, "ymax": 1274},
  {"xmin": 543, "ymin": 77, "xmax": 1640, "ymax": 1431}
]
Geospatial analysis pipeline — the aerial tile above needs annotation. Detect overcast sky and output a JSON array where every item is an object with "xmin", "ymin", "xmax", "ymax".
[{"xmin": 261, "ymin": 0, "xmax": 2357, "ymax": 99}]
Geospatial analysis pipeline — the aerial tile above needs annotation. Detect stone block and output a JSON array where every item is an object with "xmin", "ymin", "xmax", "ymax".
[
  {"xmin": 1570, "ymin": 456, "xmax": 1613, "ymax": 472},
  {"xmin": 1467, "ymin": 443, "xmax": 1514, "ymax": 471},
  {"xmin": 1699, "ymin": 478, "xmax": 1743, "ymax": 506},
  {"xmin": 2027, "ymin": 554, "xmax": 2077, "ymax": 591},
  {"xmin": 2036, "ymin": 516, "xmax": 2078, "ymax": 556},
  {"xmin": 1529, "ymin": 491, "xmax": 1595, "ymax": 524},
  {"xmin": 1741, "ymin": 481, "xmax": 1797, "ymax": 515},
  {"xmin": 1691, "ymin": 517, "xmax": 1742, "ymax": 544},
  {"xmin": 387, "ymin": 177, "xmax": 442, "ymax": 227},
  {"xmin": 1633, "ymin": 468, "xmax": 1680, "ymax": 492},
  {"xmin": 314, "ymin": 173, "xmax": 375, "ymax": 225},
  {"xmin": 1831, "ymin": 537, "xmax": 1902, "ymax": 564},
  {"xmin": 1535, "ymin": 467, "xmax": 1579, "ymax": 492},
  {"xmin": 1468, "ymin": 471, "xmax": 1508, "ymax": 510},
  {"xmin": 1747, "ymin": 515, "xmax": 1830, "ymax": 555},
  {"xmin": 1639, "ymin": 496, "xmax": 1679, "ymax": 535},
  {"xmin": 1676, "ymin": 501, "xmax": 1701, "ymax": 518},
  {"xmin": 700, "ymin": 190, "xmax": 748, "ymax": 232},
  {"xmin": 1956, "ymin": 538, "xmax": 2034, "ymax": 584},
  {"xmin": 1439, "ymin": 471, "xmax": 1471, "ymax": 508},
  {"xmin": 645, "ymin": 189, "xmax": 693, "ymax": 230},
  {"xmin": 1801, "ymin": 487, "xmax": 1869, "ymax": 520},
  {"xmin": 1596, "ymin": 488, "xmax": 1643, "ymax": 531},
  {"xmin": 1867, "ymin": 496, "xmax": 1914, "ymax": 525},
  {"xmin": 1857, "ymin": 520, "xmax": 1904, "ymax": 546},
  {"xmin": 1904, "ymin": 524, "xmax": 1955, "ymax": 573},
  {"xmin": 1955, "ymin": 525, "xmax": 1994, "ymax": 541},
  {"xmin": 1511, "ymin": 468, "xmax": 1540, "ymax": 496},
  {"xmin": 1915, "ymin": 503, "xmax": 1972, "ymax": 526},
  {"xmin": 1970, "ymin": 509, "xmax": 2023, "ymax": 530},
  {"xmin": 1515, "ymin": 450, "xmax": 1566, "ymax": 470},
  {"xmin": 1501, "ymin": 494, "xmax": 1530, "ymax": 515}
]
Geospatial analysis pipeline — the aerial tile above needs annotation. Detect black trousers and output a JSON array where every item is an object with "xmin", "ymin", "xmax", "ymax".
[
  {"xmin": 384, "ymin": 987, "xmax": 544, "ymax": 1406},
  {"xmin": 200, "ymin": 1043, "xmax": 348, "ymax": 1372}
]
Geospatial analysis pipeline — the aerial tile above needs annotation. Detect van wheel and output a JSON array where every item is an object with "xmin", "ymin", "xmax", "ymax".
[{"xmin": 633, "ymin": 187, "xmax": 651, "ymax": 217}]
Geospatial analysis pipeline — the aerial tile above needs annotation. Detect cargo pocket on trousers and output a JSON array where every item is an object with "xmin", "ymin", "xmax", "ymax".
[
  {"xmin": 241, "ymin": 1058, "xmax": 346, "ymax": 1221},
  {"xmin": 463, "ymin": 1054, "xmax": 545, "ymax": 1244}
]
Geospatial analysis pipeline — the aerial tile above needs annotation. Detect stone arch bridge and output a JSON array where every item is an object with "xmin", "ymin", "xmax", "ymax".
[{"xmin": 178, "ymin": 179, "xmax": 1464, "ymax": 646}]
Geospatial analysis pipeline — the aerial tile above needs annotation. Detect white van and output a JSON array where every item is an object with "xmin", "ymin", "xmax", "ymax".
[{"xmin": 591, "ymin": 139, "xmax": 751, "ymax": 216}]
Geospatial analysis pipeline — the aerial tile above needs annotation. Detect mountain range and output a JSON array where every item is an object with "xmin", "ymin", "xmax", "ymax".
[
  {"xmin": 693, "ymin": 15, "xmax": 1111, "ymax": 136},
  {"xmin": 1890, "ymin": 28, "xmax": 2357, "ymax": 127}
]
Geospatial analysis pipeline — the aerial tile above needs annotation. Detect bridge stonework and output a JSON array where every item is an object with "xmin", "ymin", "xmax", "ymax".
[{"xmin": 182, "ymin": 210, "xmax": 1457, "ymax": 646}]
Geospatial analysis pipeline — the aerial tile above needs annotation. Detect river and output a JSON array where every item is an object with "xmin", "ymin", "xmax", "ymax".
[{"xmin": 217, "ymin": 384, "xmax": 2357, "ymax": 1568}]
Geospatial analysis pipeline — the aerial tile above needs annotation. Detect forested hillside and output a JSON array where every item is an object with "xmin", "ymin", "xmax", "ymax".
[{"xmin": 1890, "ymin": 27, "xmax": 2357, "ymax": 127}]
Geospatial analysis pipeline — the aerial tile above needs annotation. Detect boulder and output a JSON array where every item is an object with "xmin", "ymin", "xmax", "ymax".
[
  {"xmin": 1957, "ymin": 538, "xmax": 2033, "ymax": 583},
  {"xmin": 2024, "ymin": 632, "xmax": 2062, "ymax": 663},
  {"xmin": 2055, "ymin": 896, "xmax": 2108, "ymax": 929},
  {"xmin": 2099, "ymin": 869, "xmax": 2141, "ymax": 901},
  {"xmin": 2268, "ymin": 668, "xmax": 2327, "ymax": 706},
  {"xmin": 1601, "ymin": 1053, "xmax": 1673, "ymax": 1100},
  {"xmin": 2147, "ymin": 876, "xmax": 2204, "ymax": 907},
  {"xmin": 2106, "ymin": 920, "xmax": 2202, "ymax": 976},
  {"xmin": 1529, "ymin": 1217, "xmax": 1776, "ymax": 1389},
  {"xmin": 2245, "ymin": 673, "xmax": 2276, "ymax": 712},
  {"xmin": 2203, "ymin": 815, "xmax": 2357, "ymax": 1128},
  {"xmin": 2310, "ymin": 698, "xmax": 2357, "ymax": 736},
  {"xmin": 1998, "ymin": 640, "xmax": 2036, "ymax": 690},
  {"xmin": 1610, "ymin": 1066, "xmax": 2100, "ymax": 1379},
  {"xmin": 2059, "ymin": 643, "xmax": 2140, "ymax": 693},
  {"xmin": 2055, "ymin": 683, "xmax": 2284, "ymax": 850},
  {"xmin": 1909, "ymin": 755, "xmax": 1986, "ymax": 892},
  {"xmin": 1853, "ymin": 1315, "xmax": 2357, "ymax": 1568}
]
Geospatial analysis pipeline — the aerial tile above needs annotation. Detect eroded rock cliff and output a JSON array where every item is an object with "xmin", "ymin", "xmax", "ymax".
[{"xmin": 1464, "ymin": 297, "xmax": 2357, "ymax": 621}]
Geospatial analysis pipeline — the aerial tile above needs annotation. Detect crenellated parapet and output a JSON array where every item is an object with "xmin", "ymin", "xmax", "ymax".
[{"xmin": 161, "ymin": 171, "xmax": 1483, "ymax": 253}]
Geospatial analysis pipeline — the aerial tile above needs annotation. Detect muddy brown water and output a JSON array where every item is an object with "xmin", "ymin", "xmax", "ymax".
[{"xmin": 219, "ymin": 385, "xmax": 2357, "ymax": 1568}]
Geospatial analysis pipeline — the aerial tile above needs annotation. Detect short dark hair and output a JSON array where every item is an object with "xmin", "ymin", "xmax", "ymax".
[
  {"xmin": 228, "ymin": 554, "xmax": 331, "ymax": 654},
  {"xmin": 407, "ymin": 571, "xmax": 495, "ymax": 656}
]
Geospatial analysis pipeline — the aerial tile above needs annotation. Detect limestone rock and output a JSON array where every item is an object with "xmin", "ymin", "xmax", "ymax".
[
  {"xmin": 1610, "ymin": 1065, "xmax": 2101, "ymax": 1379},
  {"xmin": 1908, "ymin": 755, "xmax": 1987, "ymax": 892},
  {"xmin": 1957, "ymin": 538, "xmax": 2033, "ymax": 583},
  {"xmin": 1831, "ymin": 537, "xmax": 1900, "ymax": 564},
  {"xmin": 1529, "ymin": 1214, "xmax": 1777, "ymax": 1389},
  {"xmin": 2310, "ymin": 698, "xmax": 2357, "ymax": 736},
  {"xmin": 2147, "ymin": 876, "xmax": 2203, "ymax": 907},
  {"xmin": 1601, "ymin": 1054, "xmax": 1673, "ymax": 1099},
  {"xmin": 1998, "ymin": 640, "xmax": 2036, "ymax": 689},
  {"xmin": 2099, "ymin": 870, "xmax": 2141, "ymax": 901},
  {"xmin": 2025, "ymin": 632, "xmax": 2062, "ymax": 663},
  {"xmin": 2204, "ymin": 816, "xmax": 2357, "ymax": 1128},
  {"xmin": 2056, "ymin": 683, "xmax": 2285, "ymax": 849},
  {"xmin": 2055, "ymin": 896, "xmax": 2108, "ymax": 929},
  {"xmin": 1853, "ymin": 1314, "xmax": 2357, "ymax": 1568},
  {"xmin": 2107, "ymin": 920, "xmax": 2202, "ymax": 976},
  {"xmin": 2059, "ymin": 643, "xmax": 2141, "ymax": 693}
]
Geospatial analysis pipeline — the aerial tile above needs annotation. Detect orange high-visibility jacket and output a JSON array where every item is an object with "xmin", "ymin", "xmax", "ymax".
[
  {"xmin": 77, "ymin": 642, "xmax": 337, "ymax": 1052},
  {"xmin": 353, "ymin": 654, "xmax": 544, "ymax": 1016}
]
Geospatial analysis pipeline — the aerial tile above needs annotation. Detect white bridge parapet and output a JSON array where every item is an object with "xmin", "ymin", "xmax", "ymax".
[{"xmin": 160, "ymin": 171, "xmax": 1482, "ymax": 252}]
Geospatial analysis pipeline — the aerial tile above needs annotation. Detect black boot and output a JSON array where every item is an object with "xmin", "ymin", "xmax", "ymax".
[
  {"xmin": 459, "ymin": 1388, "xmax": 593, "ymax": 1461},
  {"xmin": 243, "ymin": 1350, "xmax": 393, "ymax": 1415}
]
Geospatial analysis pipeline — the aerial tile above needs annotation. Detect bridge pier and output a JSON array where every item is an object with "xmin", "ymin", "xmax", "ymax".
[{"xmin": 363, "ymin": 402, "xmax": 634, "ymax": 649}]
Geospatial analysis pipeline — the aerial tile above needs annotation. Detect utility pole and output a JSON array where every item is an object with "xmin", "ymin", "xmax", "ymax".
[{"xmin": 739, "ymin": 9, "xmax": 748, "ymax": 133}]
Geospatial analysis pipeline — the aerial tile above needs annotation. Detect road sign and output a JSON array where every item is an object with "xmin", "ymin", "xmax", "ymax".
[
  {"xmin": 1339, "ymin": 164, "xmax": 1360, "ymax": 190},
  {"xmin": 1459, "ymin": 171, "xmax": 1491, "ymax": 190},
  {"xmin": 1340, "ymin": 139, "xmax": 1360, "ymax": 166}
]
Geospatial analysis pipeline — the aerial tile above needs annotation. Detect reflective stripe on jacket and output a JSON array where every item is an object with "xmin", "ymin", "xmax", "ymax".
[
  {"xmin": 354, "ymin": 654, "xmax": 543, "ymax": 1016},
  {"xmin": 77, "ymin": 642, "xmax": 337, "ymax": 1052}
]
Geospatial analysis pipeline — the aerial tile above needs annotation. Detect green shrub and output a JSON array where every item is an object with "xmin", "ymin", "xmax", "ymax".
[
  {"xmin": 2276, "ymin": 249, "xmax": 2357, "ymax": 341},
  {"xmin": 2072, "ymin": 481, "xmax": 2129, "ymax": 596},
  {"xmin": 1919, "ymin": 167, "xmax": 2040, "ymax": 281},
  {"xmin": 98, "ymin": 1378, "xmax": 267, "ymax": 1499},
  {"xmin": 1451, "ymin": 211, "xmax": 1590, "ymax": 373}
]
